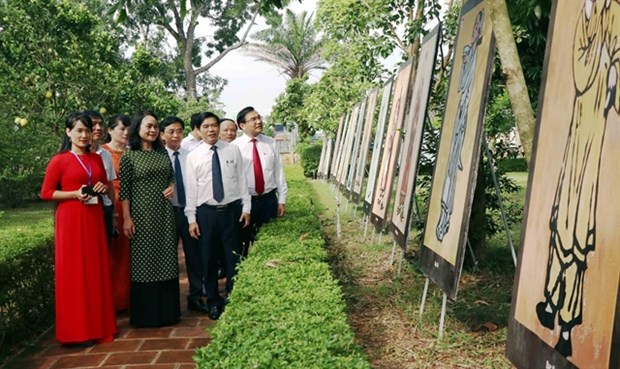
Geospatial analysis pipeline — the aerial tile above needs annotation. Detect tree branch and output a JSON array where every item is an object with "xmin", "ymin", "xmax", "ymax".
[
  {"xmin": 359, "ymin": 0, "xmax": 408, "ymax": 54},
  {"xmin": 194, "ymin": 0, "xmax": 263, "ymax": 76},
  {"xmin": 153, "ymin": 3, "xmax": 180, "ymax": 41}
]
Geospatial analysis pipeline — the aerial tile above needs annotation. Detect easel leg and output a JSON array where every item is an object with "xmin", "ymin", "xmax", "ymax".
[
  {"xmin": 389, "ymin": 240, "xmax": 397, "ymax": 266},
  {"xmin": 363, "ymin": 215, "xmax": 369, "ymax": 238},
  {"xmin": 438, "ymin": 293, "xmax": 447, "ymax": 339},
  {"xmin": 419, "ymin": 277, "xmax": 430, "ymax": 320},
  {"xmin": 397, "ymin": 249, "xmax": 404, "ymax": 276}
]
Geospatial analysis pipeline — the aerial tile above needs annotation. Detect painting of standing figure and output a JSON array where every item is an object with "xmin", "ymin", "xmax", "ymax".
[
  {"xmin": 418, "ymin": 0, "xmax": 495, "ymax": 300},
  {"xmin": 435, "ymin": 11, "xmax": 483, "ymax": 242},
  {"xmin": 507, "ymin": 1, "xmax": 620, "ymax": 368}
]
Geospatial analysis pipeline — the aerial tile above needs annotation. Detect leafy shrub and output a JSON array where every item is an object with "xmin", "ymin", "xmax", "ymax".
[
  {"xmin": 195, "ymin": 166, "xmax": 370, "ymax": 369},
  {"xmin": 296, "ymin": 142, "xmax": 323, "ymax": 178},
  {"xmin": 497, "ymin": 157, "xmax": 528, "ymax": 172},
  {"xmin": 0, "ymin": 220, "xmax": 54, "ymax": 360}
]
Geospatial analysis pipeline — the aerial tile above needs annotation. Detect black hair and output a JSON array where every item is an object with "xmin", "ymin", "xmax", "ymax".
[
  {"xmin": 236, "ymin": 106, "xmax": 255, "ymax": 124},
  {"xmin": 59, "ymin": 113, "xmax": 93, "ymax": 152},
  {"xmin": 160, "ymin": 116, "xmax": 185, "ymax": 131},
  {"xmin": 128, "ymin": 111, "xmax": 162, "ymax": 151},
  {"xmin": 190, "ymin": 112, "xmax": 204, "ymax": 130},
  {"xmin": 202, "ymin": 111, "xmax": 220, "ymax": 126},
  {"xmin": 83, "ymin": 109, "xmax": 104, "ymax": 122},
  {"xmin": 220, "ymin": 118, "xmax": 237, "ymax": 129},
  {"xmin": 105, "ymin": 114, "xmax": 131, "ymax": 143}
]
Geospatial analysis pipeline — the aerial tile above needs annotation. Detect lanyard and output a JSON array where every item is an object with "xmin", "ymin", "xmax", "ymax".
[{"xmin": 71, "ymin": 151, "xmax": 92, "ymax": 185}]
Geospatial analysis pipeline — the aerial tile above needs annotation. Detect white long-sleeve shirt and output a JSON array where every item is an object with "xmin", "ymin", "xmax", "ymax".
[
  {"xmin": 183, "ymin": 140, "xmax": 251, "ymax": 224},
  {"xmin": 232, "ymin": 133, "xmax": 288, "ymax": 204}
]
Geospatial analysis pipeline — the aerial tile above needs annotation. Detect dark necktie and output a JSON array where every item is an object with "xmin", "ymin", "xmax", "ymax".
[
  {"xmin": 211, "ymin": 145, "xmax": 225, "ymax": 202},
  {"xmin": 173, "ymin": 151, "xmax": 186, "ymax": 206},
  {"xmin": 251, "ymin": 138, "xmax": 265, "ymax": 194}
]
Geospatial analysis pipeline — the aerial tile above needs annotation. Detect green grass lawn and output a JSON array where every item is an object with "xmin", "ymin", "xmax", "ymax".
[{"xmin": 0, "ymin": 202, "xmax": 54, "ymax": 253}]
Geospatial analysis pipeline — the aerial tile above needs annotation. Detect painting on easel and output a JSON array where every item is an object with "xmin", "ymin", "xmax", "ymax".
[
  {"xmin": 506, "ymin": 1, "xmax": 620, "ymax": 368},
  {"xmin": 370, "ymin": 59, "xmax": 414, "ymax": 230},
  {"xmin": 418, "ymin": 0, "xmax": 495, "ymax": 299},
  {"xmin": 363, "ymin": 78, "xmax": 393, "ymax": 215},
  {"xmin": 391, "ymin": 24, "xmax": 441, "ymax": 247}
]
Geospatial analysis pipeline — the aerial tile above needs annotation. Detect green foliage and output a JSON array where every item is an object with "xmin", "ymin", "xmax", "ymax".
[
  {"xmin": 497, "ymin": 157, "xmax": 528, "ymax": 172},
  {"xmin": 247, "ymin": 9, "xmax": 325, "ymax": 79},
  {"xmin": 271, "ymin": 76, "xmax": 314, "ymax": 138},
  {"xmin": 195, "ymin": 166, "xmax": 370, "ymax": 369},
  {"xmin": 0, "ymin": 0, "xmax": 180, "ymax": 207},
  {"xmin": 0, "ymin": 212, "xmax": 54, "ymax": 360},
  {"xmin": 296, "ymin": 141, "xmax": 323, "ymax": 178}
]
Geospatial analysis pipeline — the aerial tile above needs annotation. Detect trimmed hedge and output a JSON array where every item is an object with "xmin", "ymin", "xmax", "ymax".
[
  {"xmin": 195, "ymin": 166, "xmax": 370, "ymax": 369},
  {"xmin": 0, "ymin": 220, "xmax": 55, "ymax": 359},
  {"xmin": 297, "ymin": 142, "xmax": 323, "ymax": 178}
]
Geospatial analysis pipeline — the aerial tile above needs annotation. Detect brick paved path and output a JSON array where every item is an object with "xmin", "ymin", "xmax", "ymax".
[{"xmin": 2, "ymin": 245, "xmax": 215, "ymax": 369}]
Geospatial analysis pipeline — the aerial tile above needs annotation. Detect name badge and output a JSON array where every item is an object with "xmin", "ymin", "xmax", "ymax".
[{"xmin": 85, "ymin": 196, "xmax": 99, "ymax": 205}]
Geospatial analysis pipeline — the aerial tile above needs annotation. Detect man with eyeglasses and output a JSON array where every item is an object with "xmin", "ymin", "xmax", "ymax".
[{"xmin": 233, "ymin": 106, "xmax": 288, "ymax": 256}]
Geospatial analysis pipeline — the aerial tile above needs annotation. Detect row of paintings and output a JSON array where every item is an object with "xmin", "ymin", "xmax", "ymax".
[{"xmin": 317, "ymin": 1, "xmax": 619, "ymax": 368}]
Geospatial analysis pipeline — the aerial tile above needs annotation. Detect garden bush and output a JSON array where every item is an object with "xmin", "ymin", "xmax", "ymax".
[
  {"xmin": 0, "ymin": 220, "xmax": 54, "ymax": 360},
  {"xmin": 195, "ymin": 166, "xmax": 370, "ymax": 369},
  {"xmin": 296, "ymin": 142, "xmax": 323, "ymax": 178},
  {"xmin": 497, "ymin": 157, "xmax": 527, "ymax": 172}
]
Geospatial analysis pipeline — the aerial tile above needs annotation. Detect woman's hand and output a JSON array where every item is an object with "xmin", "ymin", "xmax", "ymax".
[
  {"xmin": 163, "ymin": 184, "xmax": 174, "ymax": 200},
  {"xmin": 76, "ymin": 186, "xmax": 92, "ymax": 203},
  {"xmin": 123, "ymin": 216, "xmax": 136, "ymax": 239},
  {"xmin": 92, "ymin": 181, "xmax": 107, "ymax": 194}
]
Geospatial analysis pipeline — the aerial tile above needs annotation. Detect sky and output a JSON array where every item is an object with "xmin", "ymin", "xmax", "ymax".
[{"xmin": 207, "ymin": 0, "xmax": 320, "ymax": 119}]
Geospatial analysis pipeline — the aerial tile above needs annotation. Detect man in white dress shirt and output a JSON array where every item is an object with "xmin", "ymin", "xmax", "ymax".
[
  {"xmin": 180, "ymin": 112, "xmax": 204, "ymax": 152},
  {"xmin": 233, "ymin": 106, "xmax": 288, "ymax": 256},
  {"xmin": 184, "ymin": 112, "xmax": 251, "ymax": 320},
  {"xmin": 160, "ymin": 116, "xmax": 208, "ymax": 315},
  {"xmin": 84, "ymin": 110, "xmax": 117, "ymax": 247}
]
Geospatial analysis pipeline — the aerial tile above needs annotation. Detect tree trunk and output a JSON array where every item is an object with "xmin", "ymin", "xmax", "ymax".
[{"xmin": 488, "ymin": 0, "xmax": 535, "ymax": 163}]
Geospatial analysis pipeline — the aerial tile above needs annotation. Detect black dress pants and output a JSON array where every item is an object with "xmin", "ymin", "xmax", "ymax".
[
  {"xmin": 173, "ymin": 207, "xmax": 202, "ymax": 299},
  {"xmin": 241, "ymin": 190, "xmax": 278, "ymax": 256},
  {"xmin": 195, "ymin": 200, "xmax": 242, "ymax": 307}
]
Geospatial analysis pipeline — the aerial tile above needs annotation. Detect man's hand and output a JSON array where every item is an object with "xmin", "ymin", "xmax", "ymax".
[
  {"xmin": 239, "ymin": 212, "xmax": 251, "ymax": 228},
  {"xmin": 277, "ymin": 204, "xmax": 286, "ymax": 217},
  {"xmin": 189, "ymin": 222, "xmax": 201, "ymax": 239}
]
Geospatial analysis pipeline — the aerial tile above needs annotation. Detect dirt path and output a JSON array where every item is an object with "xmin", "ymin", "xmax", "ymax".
[{"xmin": 311, "ymin": 180, "xmax": 513, "ymax": 369}]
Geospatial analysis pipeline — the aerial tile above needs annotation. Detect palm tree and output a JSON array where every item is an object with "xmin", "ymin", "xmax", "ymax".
[{"xmin": 246, "ymin": 9, "xmax": 325, "ymax": 79}]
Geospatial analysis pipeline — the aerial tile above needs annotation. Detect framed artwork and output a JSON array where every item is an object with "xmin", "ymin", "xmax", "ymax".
[
  {"xmin": 317, "ymin": 136, "xmax": 327, "ymax": 178},
  {"xmin": 330, "ymin": 115, "xmax": 346, "ymax": 181},
  {"xmin": 333, "ymin": 111, "xmax": 352, "ymax": 184},
  {"xmin": 363, "ymin": 78, "xmax": 394, "ymax": 214},
  {"xmin": 418, "ymin": 0, "xmax": 495, "ymax": 299},
  {"xmin": 391, "ymin": 24, "xmax": 441, "ymax": 247},
  {"xmin": 323, "ymin": 137, "xmax": 333, "ymax": 180},
  {"xmin": 346, "ymin": 97, "xmax": 367, "ymax": 195},
  {"xmin": 336, "ymin": 106, "xmax": 360, "ymax": 187},
  {"xmin": 352, "ymin": 87, "xmax": 379, "ymax": 204},
  {"xmin": 506, "ymin": 1, "xmax": 620, "ymax": 368},
  {"xmin": 317, "ymin": 135, "xmax": 332, "ymax": 179},
  {"xmin": 370, "ymin": 59, "xmax": 414, "ymax": 230}
]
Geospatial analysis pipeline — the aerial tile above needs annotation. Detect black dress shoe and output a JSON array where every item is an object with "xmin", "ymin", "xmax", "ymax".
[
  {"xmin": 207, "ymin": 304, "xmax": 223, "ymax": 320},
  {"xmin": 62, "ymin": 340, "xmax": 95, "ymax": 348},
  {"xmin": 187, "ymin": 297, "xmax": 209, "ymax": 313}
]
